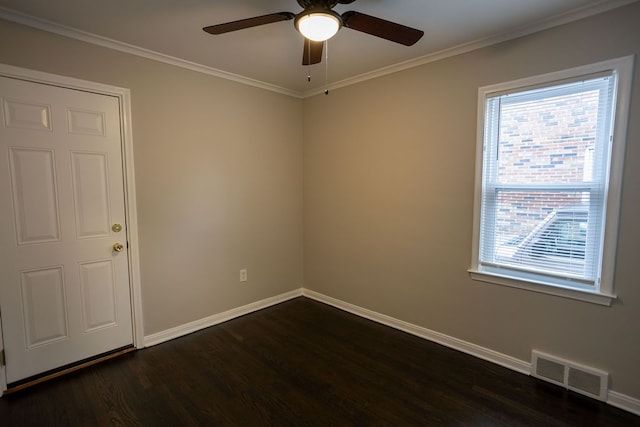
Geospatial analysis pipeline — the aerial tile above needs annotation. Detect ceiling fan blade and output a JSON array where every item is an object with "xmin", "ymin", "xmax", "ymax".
[
  {"xmin": 302, "ymin": 39, "xmax": 324, "ymax": 65},
  {"xmin": 203, "ymin": 12, "xmax": 295, "ymax": 35},
  {"xmin": 337, "ymin": 0, "xmax": 357, "ymax": 3},
  {"xmin": 342, "ymin": 11, "xmax": 424, "ymax": 46}
]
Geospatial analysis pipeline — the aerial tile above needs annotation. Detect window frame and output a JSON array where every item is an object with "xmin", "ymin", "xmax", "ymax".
[{"xmin": 469, "ymin": 56, "xmax": 634, "ymax": 306}]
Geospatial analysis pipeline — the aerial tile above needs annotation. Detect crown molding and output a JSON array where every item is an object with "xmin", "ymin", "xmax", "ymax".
[
  {"xmin": 0, "ymin": 6, "xmax": 304, "ymax": 99},
  {"xmin": 1, "ymin": 0, "xmax": 637, "ymax": 99},
  {"xmin": 302, "ymin": 0, "xmax": 639, "ymax": 97}
]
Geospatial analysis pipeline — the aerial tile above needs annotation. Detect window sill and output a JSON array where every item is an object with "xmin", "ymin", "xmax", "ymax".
[{"xmin": 468, "ymin": 269, "xmax": 616, "ymax": 306}]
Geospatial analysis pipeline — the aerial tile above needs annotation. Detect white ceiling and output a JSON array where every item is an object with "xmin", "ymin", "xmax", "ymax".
[{"xmin": 0, "ymin": 0, "xmax": 635, "ymax": 96}]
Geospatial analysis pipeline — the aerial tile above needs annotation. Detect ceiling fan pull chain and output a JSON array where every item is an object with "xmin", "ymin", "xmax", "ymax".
[
  {"xmin": 307, "ymin": 39, "xmax": 312, "ymax": 82},
  {"xmin": 324, "ymin": 40, "xmax": 329, "ymax": 95}
]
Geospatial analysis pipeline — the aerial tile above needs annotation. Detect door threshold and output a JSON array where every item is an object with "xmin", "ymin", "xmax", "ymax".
[{"xmin": 4, "ymin": 345, "xmax": 135, "ymax": 395}]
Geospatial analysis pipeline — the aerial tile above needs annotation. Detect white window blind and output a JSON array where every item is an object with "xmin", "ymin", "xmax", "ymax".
[{"xmin": 478, "ymin": 74, "xmax": 616, "ymax": 289}]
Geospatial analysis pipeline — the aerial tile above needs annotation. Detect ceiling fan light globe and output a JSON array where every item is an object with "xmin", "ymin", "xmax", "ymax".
[{"xmin": 297, "ymin": 13, "xmax": 341, "ymax": 42}]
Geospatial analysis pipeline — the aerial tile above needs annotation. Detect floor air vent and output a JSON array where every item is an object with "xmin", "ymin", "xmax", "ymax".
[{"xmin": 532, "ymin": 351, "xmax": 608, "ymax": 401}]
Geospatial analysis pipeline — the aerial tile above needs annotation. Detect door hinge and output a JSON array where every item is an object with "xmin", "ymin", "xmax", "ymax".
[{"xmin": 0, "ymin": 307, "xmax": 3, "ymax": 366}]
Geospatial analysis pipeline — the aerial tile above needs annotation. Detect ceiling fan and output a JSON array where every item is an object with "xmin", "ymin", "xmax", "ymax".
[{"xmin": 203, "ymin": 0, "xmax": 424, "ymax": 65}]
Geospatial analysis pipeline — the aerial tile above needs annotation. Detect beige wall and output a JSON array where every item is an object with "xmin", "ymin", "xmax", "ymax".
[
  {"xmin": 304, "ymin": 3, "xmax": 640, "ymax": 399},
  {"xmin": 0, "ymin": 19, "xmax": 304, "ymax": 335},
  {"xmin": 1, "ymin": 1, "xmax": 639, "ymax": 402}
]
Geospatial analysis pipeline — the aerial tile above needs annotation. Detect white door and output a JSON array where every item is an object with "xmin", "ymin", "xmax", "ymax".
[{"xmin": 0, "ymin": 76, "xmax": 133, "ymax": 384}]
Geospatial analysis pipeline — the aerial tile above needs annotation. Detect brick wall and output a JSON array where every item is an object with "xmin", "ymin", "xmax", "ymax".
[{"xmin": 493, "ymin": 90, "xmax": 599, "ymax": 241}]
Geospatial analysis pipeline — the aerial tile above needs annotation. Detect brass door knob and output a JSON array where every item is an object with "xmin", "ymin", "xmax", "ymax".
[{"xmin": 113, "ymin": 242, "xmax": 124, "ymax": 252}]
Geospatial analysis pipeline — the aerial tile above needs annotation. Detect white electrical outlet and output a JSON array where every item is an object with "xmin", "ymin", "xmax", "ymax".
[{"xmin": 239, "ymin": 269, "xmax": 248, "ymax": 282}]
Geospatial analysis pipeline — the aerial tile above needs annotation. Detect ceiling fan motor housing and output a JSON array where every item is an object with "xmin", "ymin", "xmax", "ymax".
[
  {"xmin": 294, "ymin": 8, "xmax": 343, "ymax": 29},
  {"xmin": 297, "ymin": 0, "xmax": 340, "ymax": 9},
  {"xmin": 295, "ymin": 0, "xmax": 346, "ymax": 42}
]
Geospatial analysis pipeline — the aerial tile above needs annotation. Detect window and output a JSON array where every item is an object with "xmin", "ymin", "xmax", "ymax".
[{"xmin": 470, "ymin": 57, "xmax": 633, "ymax": 305}]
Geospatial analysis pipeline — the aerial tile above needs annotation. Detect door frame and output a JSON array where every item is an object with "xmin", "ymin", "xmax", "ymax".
[{"xmin": 0, "ymin": 63, "xmax": 144, "ymax": 393}]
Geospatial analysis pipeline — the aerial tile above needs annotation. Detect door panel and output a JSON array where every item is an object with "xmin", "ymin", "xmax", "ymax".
[
  {"xmin": 79, "ymin": 259, "xmax": 118, "ymax": 332},
  {"xmin": 0, "ymin": 76, "xmax": 133, "ymax": 384},
  {"xmin": 9, "ymin": 147, "xmax": 61, "ymax": 244},
  {"xmin": 67, "ymin": 109, "xmax": 105, "ymax": 136},
  {"xmin": 20, "ymin": 266, "xmax": 68, "ymax": 348},
  {"xmin": 2, "ymin": 98, "xmax": 52, "ymax": 131},
  {"xmin": 71, "ymin": 151, "xmax": 111, "ymax": 238}
]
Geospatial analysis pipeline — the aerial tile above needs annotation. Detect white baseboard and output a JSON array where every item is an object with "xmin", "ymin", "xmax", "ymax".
[
  {"xmin": 302, "ymin": 289, "xmax": 531, "ymax": 374},
  {"xmin": 143, "ymin": 289, "xmax": 303, "ymax": 347},
  {"xmin": 608, "ymin": 391, "xmax": 640, "ymax": 416}
]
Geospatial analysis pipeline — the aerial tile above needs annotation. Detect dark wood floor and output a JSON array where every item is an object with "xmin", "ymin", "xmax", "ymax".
[{"xmin": 1, "ymin": 297, "xmax": 638, "ymax": 426}]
